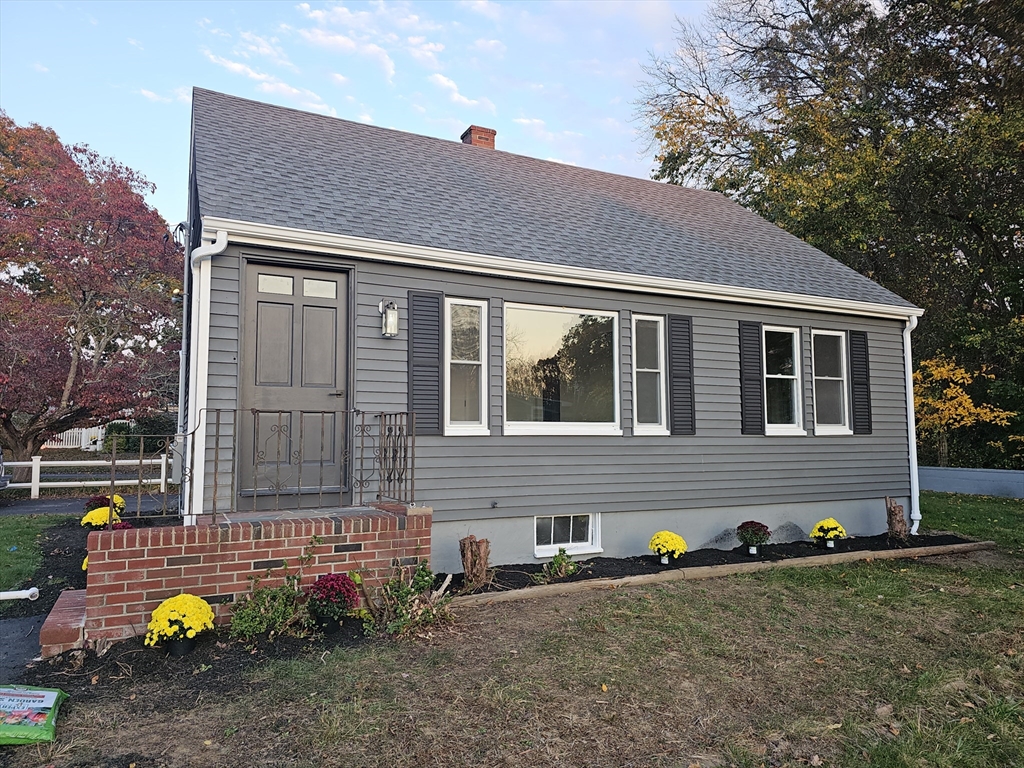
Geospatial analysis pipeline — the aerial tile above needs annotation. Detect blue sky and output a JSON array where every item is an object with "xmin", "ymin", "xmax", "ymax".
[{"xmin": 0, "ymin": 0, "xmax": 709, "ymax": 227}]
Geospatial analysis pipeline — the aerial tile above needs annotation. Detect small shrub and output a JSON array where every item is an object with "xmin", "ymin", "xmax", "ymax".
[
  {"xmin": 736, "ymin": 521, "xmax": 772, "ymax": 547},
  {"xmin": 80, "ymin": 507, "xmax": 121, "ymax": 528},
  {"xmin": 229, "ymin": 574, "xmax": 308, "ymax": 642},
  {"xmin": 229, "ymin": 536, "xmax": 322, "ymax": 642},
  {"xmin": 84, "ymin": 494, "xmax": 126, "ymax": 515},
  {"xmin": 360, "ymin": 560, "xmax": 452, "ymax": 637},
  {"xmin": 145, "ymin": 594, "xmax": 215, "ymax": 646},
  {"xmin": 532, "ymin": 547, "xmax": 580, "ymax": 584}
]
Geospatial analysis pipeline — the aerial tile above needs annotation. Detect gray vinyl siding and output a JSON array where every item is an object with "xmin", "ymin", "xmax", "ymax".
[{"xmin": 195, "ymin": 243, "xmax": 911, "ymax": 520}]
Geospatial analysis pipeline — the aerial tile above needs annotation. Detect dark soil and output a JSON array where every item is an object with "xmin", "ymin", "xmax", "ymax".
[
  {"xmin": 444, "ymin": 533, "xmax": 974, "ymax": 593},
  {"xmin": 17, "ymin": 620, "xmax": 367, "ymax": 703},
  {"xmin": 2, "ymin": 513, "xmax": 182, "ymax": 619}
]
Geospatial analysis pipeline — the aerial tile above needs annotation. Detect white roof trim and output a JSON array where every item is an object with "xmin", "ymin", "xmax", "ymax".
[{"xmin": 201, "ymin": 216, "xmax": 923, "ymax": 321}]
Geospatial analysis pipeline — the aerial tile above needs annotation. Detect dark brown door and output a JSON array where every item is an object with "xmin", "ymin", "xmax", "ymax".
[{"xmin": 239, "ymin": 263, "xmax": 349, "ymax": 508}]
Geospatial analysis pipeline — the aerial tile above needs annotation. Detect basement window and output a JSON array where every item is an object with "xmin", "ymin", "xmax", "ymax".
[{"xmin": 534, "ymin": 513, "xmax": 601, "ymax": 558}]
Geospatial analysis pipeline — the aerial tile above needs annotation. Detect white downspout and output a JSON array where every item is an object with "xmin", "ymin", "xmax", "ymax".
[
  {"xmin": 184, "ymin": 229, "xmax": 228, "ymax": 524},
  {"xmin": 903, "ymin": 315, "xmax": 921, "ymax": 534}
]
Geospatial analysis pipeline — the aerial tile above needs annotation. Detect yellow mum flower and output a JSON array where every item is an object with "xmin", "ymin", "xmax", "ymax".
[
  {"xmin": 144, "ymin": 594, "xmax": 216, "ymax": 647},
  {"xmin": 82, "ymin": 556, "xmax": 89, "ymax": 571},
  {"xmin": 649, "ymin": 530, "xmax": 688, "ymax": 558},
  {"xmin": 810, "ymin": 518, "xmax": 847, "ymax": 540},
  {"xmin": 81, "ymin": 507, "xmax": 121, "ymax": 528}
]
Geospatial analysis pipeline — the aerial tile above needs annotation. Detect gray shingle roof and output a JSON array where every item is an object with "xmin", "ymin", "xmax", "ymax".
[{"xmin": 191, "ymin": 88, "xmax": 914, "ymax": 309}]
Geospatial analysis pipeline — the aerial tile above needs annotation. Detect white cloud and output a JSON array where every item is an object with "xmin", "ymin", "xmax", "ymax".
[
  {"xmin": 257, "ymin": 81, "xmax": 336, "ymax": 115},
  {"xmin": 299, "ymin": 28, "xmax": 396, "ymax": 81},
  {"xmin": 330, "ymin": 72, "xmax": 349, "ymax": 86},
  {"xmin": 429, "ymin": 73, "xmax": 495, "ymax": 112},
  {"xmin": 357, "ymin": 113, "xmax": 374, "ymax": 123},
  {"xmin": 32, "ymin": 62, "xmax": 48, "ymax": 73},
  {"xmin": 173, "ymin": 87, "xmax": 192, "ymax": 103},
  {"xmin": 205, "ymin": 50, "xmax": 335, "ymax": 115},
  {"xmin": 128, "ymin": 38, "xmax": 144, "ymax": 50},
  {"xmin": 545, "ymin": 158, "xmax": 578, "ymax": 165},
  {"xmin": 204, "ymin": 51, "xmax": 274, "ymax": 82},
  {"xmin": 406, "ymin": 36, "xmax": 444, "ymax": 68},
  {"xmin": 237, "ymin": 31, "xmax": 295, "ymax": 69},
  {"xmin": 514, "ymin": 117, "xmax": 555, "ymax": 142},
  {"xmin": 471, "ymin": 38, "xmax": 506, "ymax": 56},
  {"xmin": 139, "ymin": 89, "xmax": 171, "ymax": 103},
  {"xmin": 462, "ymin": 0, "xmax": 502, "ymax": 21}
]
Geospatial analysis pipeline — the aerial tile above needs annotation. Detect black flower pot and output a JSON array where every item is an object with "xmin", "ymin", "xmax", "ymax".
[{"xmin": 165, "ymin": 636, "xmax": 197, "ymax": 658}]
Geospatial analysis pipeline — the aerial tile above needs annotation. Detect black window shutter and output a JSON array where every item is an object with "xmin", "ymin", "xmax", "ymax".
[
  {"xmin": 849, "ymin": 330, "xmax": 872, "ymax": 435},
  {"xmin": 738, "ymin": 321, "xmax": 765, "ymax": 435},
  {"xmin": 408, "ymin": 291, "xmax": 443, "ymax": 436},
  {"xmin": 667, "ymin": 315, "xmax": 695, "ymax": 435}
]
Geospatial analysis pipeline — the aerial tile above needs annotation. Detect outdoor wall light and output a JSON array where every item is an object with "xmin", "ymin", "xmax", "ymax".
[{"xmin": 379, "ymin": 300, "xmax": 400, "ymax": 337}]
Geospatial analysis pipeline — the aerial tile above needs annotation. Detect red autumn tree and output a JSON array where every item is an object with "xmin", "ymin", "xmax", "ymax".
[{"xmin": 0, "ymin": 111, "xmax": 182, "ymax": 475}]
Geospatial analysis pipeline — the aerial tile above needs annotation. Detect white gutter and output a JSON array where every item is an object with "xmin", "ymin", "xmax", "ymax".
[
  {"xmin": 184, "ymin": 229, "xmax": 228, "ymax": 523},
  {"xmin": 201, "ymin": 217, "xmax": 924, "ymax": 322},
  {"xmin": 903, "ymin": 315, "xmax": 922, "ymax": 534}
]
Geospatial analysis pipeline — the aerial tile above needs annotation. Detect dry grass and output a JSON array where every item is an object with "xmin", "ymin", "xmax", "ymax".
[{"xmin": 15, "ymin": 548, "xmax": 1023, "ymax": 768}]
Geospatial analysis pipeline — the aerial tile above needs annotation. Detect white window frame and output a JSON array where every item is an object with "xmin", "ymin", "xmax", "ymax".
[
  {"xmin": 812, "ymin": 330, "xmax": 852, "ymax": 436},
  {"xmin": 763, "ymin": 325, "xmax": 806, "ymax": 436},
  {"xmin": 534, "ymin": 512, "xmax": 602, "ymax": 558},
  {"xmin": 502, "ymin": 303, "xmax": 621, "ymax": 436},
  {"xmin": 444, "ymin": 297, "xmax": 489, "ymax": 436},
  {"xmin": 632, "ymin": 314, "xmax": 669, "ymax": 436}
]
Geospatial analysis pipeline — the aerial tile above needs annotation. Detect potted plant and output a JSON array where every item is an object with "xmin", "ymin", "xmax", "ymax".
[
  {"xmin": 80, "ymin": 494, "xmax": 127, "ymax": 528},
  {"xmin": 144, "ymin": 594, "xmax": 216, "ymax": 657},
  {"xmin": 736, "ymin": 521, "xmax": 771, "ymax": 555},
  {"xmin": 305, "ymin": 573, "xmax": 360, "ymax": 634},
  {"xmin": 649, "ymin": 531, "xmax": 687, "ymax": 565},
  {"xmin": 810, "ymin": 518, "xmax": 847, "ymax": 549}
]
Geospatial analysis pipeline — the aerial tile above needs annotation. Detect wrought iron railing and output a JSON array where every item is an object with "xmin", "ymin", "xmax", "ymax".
[{"xmin": 188, "ymin": 408, "xmax": 416, "ymax": 520}]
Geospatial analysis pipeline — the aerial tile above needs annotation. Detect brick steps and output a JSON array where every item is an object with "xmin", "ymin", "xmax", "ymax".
[{"xmin": 39, "ymin": 589, "xmax": 86, "ymax": 658}]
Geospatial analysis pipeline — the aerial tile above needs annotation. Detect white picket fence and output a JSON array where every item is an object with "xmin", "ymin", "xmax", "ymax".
[
  {"xmin": 4, "ymin": 454, "xmax": 171, "ymax": 499},
  {"xmin": 41, "ymin": 422, "xmax": 130, "ymax": 452}
]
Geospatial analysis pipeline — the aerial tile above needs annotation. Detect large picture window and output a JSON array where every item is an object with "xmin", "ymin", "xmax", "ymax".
[
  {"xmin": 633, "ymin": 314, "xmax": 668, "ymax": 434},
  {"xmin": 763, "ymin": 326, "xmax": 804, "ymax": 435},
  {"xmin": 812, "ymin": 330, "xmax": 851, "ymax": 434},
  {"xmin": 504, "ymin": 304, "xmax": 620, "ymax": 435},
  {"xmin": 444, "ymin": 298, "xmax": 488, "ymax": 435}
]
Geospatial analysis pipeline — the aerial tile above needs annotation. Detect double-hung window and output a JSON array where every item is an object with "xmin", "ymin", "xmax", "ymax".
[
  {"xmin": 812, "ymin": 330, "xmax": 851, "ymax": 435},
  {"xmin": 444, "ymin": 298, "xmax": 488, "ymax": 435},
  {"xmin": 503, "ymin": 304, "xmax": 620, "ymax": 435},
  {"xmin": 632, "ymin": 314, "xmax": 668, "ymax": 434},
  {"xmin": 763, "ymin": 326, "xmax": 804, "ymax": 435}
]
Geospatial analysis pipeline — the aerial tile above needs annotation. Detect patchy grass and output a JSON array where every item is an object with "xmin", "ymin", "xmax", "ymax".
[
  {"xmin": 0, "ymin": 515, "xmax": 72, "ymax": 595},
  {"xmin": 922, "ymin": 490, "xmax": 1024, "ymax": 556},
  {"xmin": 26, "ymin": 552, "xmax": 1024, "ymax": 767}
]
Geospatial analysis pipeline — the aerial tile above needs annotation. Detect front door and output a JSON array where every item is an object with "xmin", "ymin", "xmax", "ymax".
[{"xmin": 239, "ymin": 262, "xmax": 349, "ymax": 509}]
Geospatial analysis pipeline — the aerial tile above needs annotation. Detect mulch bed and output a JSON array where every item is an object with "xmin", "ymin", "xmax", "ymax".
[
  {"xmin": 7, "ymin": 518, "xmax": 973, "ymax": 701},
  {"xmin": 444, "ymin": 533, "xmax": 974, "ymax": 593}
]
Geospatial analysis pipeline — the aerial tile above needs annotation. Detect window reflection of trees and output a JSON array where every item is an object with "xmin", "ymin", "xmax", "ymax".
[{"xmin": 506, "ymin": 311, "xmax": 614, "ymax": 423}]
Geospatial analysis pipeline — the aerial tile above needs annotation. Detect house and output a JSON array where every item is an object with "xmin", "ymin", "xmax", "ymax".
[{"xmin": 180, "ymin": 88, "xmax": 923, "ymax": 574}]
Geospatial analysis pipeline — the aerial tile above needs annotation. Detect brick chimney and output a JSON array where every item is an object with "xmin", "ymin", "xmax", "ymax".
[{"xmin": 461, "ymin": 125, "xmax": 496, "ymax": 149}]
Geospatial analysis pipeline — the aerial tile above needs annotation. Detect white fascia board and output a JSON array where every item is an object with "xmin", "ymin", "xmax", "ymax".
[{"xmin": 201, "ymin": 216, "xmax": 924, "ymax": 321}]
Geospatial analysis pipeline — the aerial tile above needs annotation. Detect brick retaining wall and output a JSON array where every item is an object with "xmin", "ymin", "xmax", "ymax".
[{"xmin": 83, "ymin": 506, "xmax": 432, "ymax": 644}]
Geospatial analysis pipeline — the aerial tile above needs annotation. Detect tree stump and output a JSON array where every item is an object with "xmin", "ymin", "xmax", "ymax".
[
  {"xmin": 886, "ymin": 496, "xmax": 909, "ymax": 540},
  {"xmin": 459, "ymin": 535, "xmax": 491, "ymax": 590}
]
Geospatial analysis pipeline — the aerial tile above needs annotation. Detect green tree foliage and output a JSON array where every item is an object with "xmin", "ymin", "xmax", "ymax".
[{"xmin": 638, "ymin": 0, "xmax": 1023, "ymax": 467}]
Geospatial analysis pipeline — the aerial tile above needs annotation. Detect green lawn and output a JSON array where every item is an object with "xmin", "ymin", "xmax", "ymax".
[
  {"xmin": 921, "ymin": 490, "xmax": 1024, "ymax": 556},
  {"xmin": 0, "ymin": 515, "xmax": 72, "ymax": 594},
  {"xmin": 22, "ymin": 493, "xmax": 1024, "ymax": 768}
]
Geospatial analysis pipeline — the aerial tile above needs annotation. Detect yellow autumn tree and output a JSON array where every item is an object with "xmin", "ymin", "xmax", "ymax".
[{"xmin": 913, "ymin": 357, "xmax": 1015, "ymax": 467}]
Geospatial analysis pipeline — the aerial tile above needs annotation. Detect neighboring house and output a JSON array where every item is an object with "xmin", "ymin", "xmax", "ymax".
[{"xmin": 181, "ymin": 88, "xmax": 923, "ymax": 573}]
